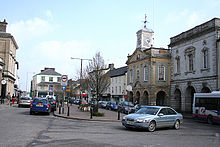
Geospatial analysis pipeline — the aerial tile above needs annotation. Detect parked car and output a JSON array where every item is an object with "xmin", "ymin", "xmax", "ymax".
[
  {"xmin": 47, "ymin": 98, "xmax": 56, "ymax": 112},
  {"xmin": 99, "ymin": 101, "xmax": 108, "ymax": 108},
  {"xmin": 74, "ymin": 99, "xmax": 80, "ymax": 105},
  {"xmin": 118, "ymin": 101, "xmax": 135, "ymax": 114},
  {"xmin": 122, "ymin": 106, "xmax": 183, "ymax": 132},
  {"xmin": 106, "ymin": 101, "xmax": 118, "ymax": 111},
  {"xmin": 18, "ymin": 97, "xmax": 32, "ymax": 107},
  {"xmin": 30, "ymin": 98, "xmax": 51, "ymax": 115}
]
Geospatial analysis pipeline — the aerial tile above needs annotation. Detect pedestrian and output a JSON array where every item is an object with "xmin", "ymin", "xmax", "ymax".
[
  {"xmin": 6, "ymin": 93, "xmax": 11, "ymax": 106},
  {"xmin": 12, "ymin": 95, "xmax": 15, "ymax": 105}
]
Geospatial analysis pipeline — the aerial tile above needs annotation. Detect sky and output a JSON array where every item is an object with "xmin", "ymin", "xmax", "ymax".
[{"xmin": 0, "ymin": 0, "xmax": 220, "ymax": 91}]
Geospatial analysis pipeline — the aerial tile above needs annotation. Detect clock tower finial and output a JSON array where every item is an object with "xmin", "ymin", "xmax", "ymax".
[{"xmin": 144, "ymin": 14, "xmax": 148, "ymax": 28}]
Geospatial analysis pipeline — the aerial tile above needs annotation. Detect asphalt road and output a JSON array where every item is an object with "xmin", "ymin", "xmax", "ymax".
[{"xmin": 0, "ymin": 106, "xmax": 220, "ymax": 147}]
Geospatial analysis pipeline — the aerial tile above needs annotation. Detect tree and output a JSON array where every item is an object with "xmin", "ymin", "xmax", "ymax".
[{"xmin": 85, "ymin": 52, "xmax": 110, "ymax": 112}]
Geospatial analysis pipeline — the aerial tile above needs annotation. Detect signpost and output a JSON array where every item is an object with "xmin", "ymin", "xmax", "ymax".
[{"xmin": 61, "ymin": 75, "xmax": 68, "ymax": 114}]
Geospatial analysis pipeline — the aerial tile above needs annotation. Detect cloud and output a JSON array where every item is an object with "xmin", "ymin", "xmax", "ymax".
[
  {"xmin": 46, "ymin": 10, "xmax": 53, "ymax": 20},
  {"xmin": 7, "ymin": 17, "xmax": 54, "ymax": 44}
]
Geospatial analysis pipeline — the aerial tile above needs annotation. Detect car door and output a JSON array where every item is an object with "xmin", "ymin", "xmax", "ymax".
[
  {"xmin": 156, "ymin": 108, "xmax": 169, "ymax": 127},
  {"xmin": 166, "ymin": 108, "xmax": 177, "ymax": 126}
]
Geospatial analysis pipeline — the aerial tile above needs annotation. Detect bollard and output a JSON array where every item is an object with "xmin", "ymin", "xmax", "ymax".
[
  {"xmin": 62, "ymin": 107, "xmax": 64, "ymax": 114},
  {"xmin": 90, "ymin": 107, "xmax": 93, "ymax": 119},
  {"xmin": 59, "ymin": 105, "xmax": 61, "ymax": 114},
  {"xmin": 118, "ymin": 109, "xmax": 120, "ymax": 120},
  {"xmin": 67, "ymin": 106, "xmax": 70, "ymax": 116}
]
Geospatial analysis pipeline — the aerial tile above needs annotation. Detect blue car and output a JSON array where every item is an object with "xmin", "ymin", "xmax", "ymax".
[
  {"xmin": 122, "ymin": 106, "xmax": 183, "ymax": 132},
  {"xmin": 30, "ymin": 98, "xmax": 51, "ymax": 115}
]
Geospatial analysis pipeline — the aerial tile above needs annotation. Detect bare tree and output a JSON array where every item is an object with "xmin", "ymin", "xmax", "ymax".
[{"xmin": 85, "ymin": 52, "xmax": 110, "ymax": 112}]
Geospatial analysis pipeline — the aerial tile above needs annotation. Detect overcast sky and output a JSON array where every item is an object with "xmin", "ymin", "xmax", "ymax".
[{"xmin": 0, "ymin": 0, "xmax": 220, "ymax": 91}]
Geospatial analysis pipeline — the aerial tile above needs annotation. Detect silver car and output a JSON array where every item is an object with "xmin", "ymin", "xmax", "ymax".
[
  {"xmin": 122, "ymin": 106, "xmax": 183, "ymax": 132},
  {"xmin": 18, "ymin": 97, "xmax": 32, "ymax": 107}
]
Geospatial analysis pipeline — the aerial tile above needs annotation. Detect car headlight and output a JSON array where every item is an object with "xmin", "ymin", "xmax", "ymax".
[
  {"xmin": 123, "ymin": 116, "xmax": 126, "ymax": 120},
  {"xmin": 136, "ymin": 118, "xmax": 145, "ymax": 123}
]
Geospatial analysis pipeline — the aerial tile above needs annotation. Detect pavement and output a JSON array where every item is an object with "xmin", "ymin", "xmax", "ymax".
[{"xmin": 54, "ymin": 104, "xmax": 126, "ymax": 122}]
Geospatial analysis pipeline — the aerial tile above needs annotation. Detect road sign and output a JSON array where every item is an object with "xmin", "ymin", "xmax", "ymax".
[
  {"xmin": 62, "ymin": 86, "xmax": 66, "ymax": 91},
  {"xmin": 61, "ymin": 75, "xmax": 68, "ymax": 86}
]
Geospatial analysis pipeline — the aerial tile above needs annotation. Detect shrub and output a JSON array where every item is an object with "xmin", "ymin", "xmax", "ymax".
[{"xmin": 92, "ymin": 112, "xmax": 104, "ymax": 117}]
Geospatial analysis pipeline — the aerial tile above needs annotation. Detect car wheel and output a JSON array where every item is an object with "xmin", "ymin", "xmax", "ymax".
[
  {"xmin": 174, "ymin": 120, "xmax": 180, "ymax": 130},
  {"xmin": 18, "ymin": 104, "xmax": 20, "ymax": 107},
  {"xmin": 148, "ymin": 121, "xmax": 156, "ymax": 132},
  {"xmin": 207, "ymin": 115, "xmax": 213, "ymax": 124}
]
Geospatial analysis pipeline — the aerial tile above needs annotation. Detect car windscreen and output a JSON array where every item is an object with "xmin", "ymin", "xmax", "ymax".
[
  {"xmin": 48, "ymin": 98, "xmax": 55, "ymax": 102},
  {"xmin": 21, "ymin": 97, "xmax": 31, "ymax": 100},
  {"xmin": 33, "ymin": 99, "xmax": 47, "ymax": 103},
  {"xmin": 136, "ymin": 107, "xmax": 160, "ymax": 115},
  {"xmin": 124, "ymin": 101, "xmax": 134, "ymax": 107}
]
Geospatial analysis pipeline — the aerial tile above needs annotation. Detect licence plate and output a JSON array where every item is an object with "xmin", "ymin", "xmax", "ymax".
[
  {"xmin": 23, "ymin": 101, "xmax": 27, "ymax": 103},
  {"xmin": 36, "ymin": 104, "xmax": 43, "ymax": 107},
  {"xmin": 126, "ymin": 121, "xmax": 134, "ymax": 125}
]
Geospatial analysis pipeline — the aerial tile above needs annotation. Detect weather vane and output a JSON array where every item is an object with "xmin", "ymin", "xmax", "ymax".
[{"xmin": 143, "ymin": 14, "xmax": 148, "ymax": 28}]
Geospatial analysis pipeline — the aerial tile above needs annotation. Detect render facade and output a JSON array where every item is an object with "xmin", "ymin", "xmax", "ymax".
[
  {"xmin": 169, "ymin": 18, "xmax": 220, "ymax": 113},
  {"xmin": 31, "ymin": 68, "xmax": 62, "ymax": 98}
]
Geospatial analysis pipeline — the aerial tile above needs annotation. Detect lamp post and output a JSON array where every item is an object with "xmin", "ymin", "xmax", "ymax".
[
  {"xmin": 26, "ymin": 72, "xmax": 35, "ymax": 95},
  {"xmin": 70, "ymin": 57, "xmax": 92, "ymax": 103}
]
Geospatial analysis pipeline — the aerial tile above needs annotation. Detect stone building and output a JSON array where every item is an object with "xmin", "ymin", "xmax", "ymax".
[
  {"xmin": 169, "ymin": 18, "xmax": 220, "ymax": 113},
  {"xmin": 126, "ymin": 22, "xmax": 171, "ymax": 106},
  {"xmin": 0, "ymin": 19, "xmax": 19, "ymax": 99}
]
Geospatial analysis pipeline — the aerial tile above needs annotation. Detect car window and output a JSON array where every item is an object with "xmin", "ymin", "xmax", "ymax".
[
  {"xmin": 166, "ymin": 108, "xmax": 177, "ymax": 115},
  {"xmin": 21, "ymin": 97, "xmax": 31, "ymax": 100},
  {"xmin": 136, "ymin": 107, "xmax": 160, "ymax": 115},
  {"xmin": 33, "ymin": 99, "xmax": 47, "ymax": 103},
  {"xmin": 159, "ymin": 108, "xmax": 167, "ymax": 115}
]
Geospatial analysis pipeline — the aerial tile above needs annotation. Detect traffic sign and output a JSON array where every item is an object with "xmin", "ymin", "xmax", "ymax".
[
  {"xmin": 62, "ymin": 86, "xmax": 66, "ymax": 91},
  {"xmin": 1, "ymin": 80, "xmax": 6, "ymax": 85},
  {"xmin": 61, "ymin": 75, "xmax": 68, "ymax": 86}
]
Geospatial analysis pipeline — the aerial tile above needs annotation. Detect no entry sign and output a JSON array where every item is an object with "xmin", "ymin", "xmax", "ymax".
[{"xmin": 61, "ymin": 75, "xmax": 68, "ymax": 86}]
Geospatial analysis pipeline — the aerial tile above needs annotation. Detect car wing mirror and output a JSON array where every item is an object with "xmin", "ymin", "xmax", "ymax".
[{"xmin": 158, "ymin": 113, "xmax": 164, "ymax": 117}]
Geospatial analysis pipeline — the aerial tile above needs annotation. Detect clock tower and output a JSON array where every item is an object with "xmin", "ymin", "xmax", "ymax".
[{"xmin": 136, "ymin": 15, "xmax": 154, "ymax": 50}]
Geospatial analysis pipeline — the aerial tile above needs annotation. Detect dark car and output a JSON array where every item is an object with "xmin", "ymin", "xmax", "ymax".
[
  {"xmin": 106, "ymin": 101, "xmax": 118, "ymax": 111},
  {"xmin": 47, "ymin": 98, "xmax": 56, "ymax": 112},
  {"xmin": 118, "ymin": 101, "xmax": 135, "ymax": 114},
  {"xmin": 30, "ymin": 98, "xmax": 51, "ymax": 115},
  {"xmin": 99, "ymin": 101, "xmax": 108, "ymax": 108}
]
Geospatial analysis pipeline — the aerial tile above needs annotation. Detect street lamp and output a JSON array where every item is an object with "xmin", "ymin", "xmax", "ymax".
[
  {"xmin": 26, "ymin": 72, "xmax": 35, "ymax": 94},
  {"xmin": 70, "ymin": 57, "xmax": 92, "ymax": 103}
]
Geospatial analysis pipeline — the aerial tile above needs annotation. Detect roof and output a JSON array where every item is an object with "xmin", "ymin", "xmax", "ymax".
[
  {"xmin": 108, "ymin": 66, "xmax": 127, "ymax": 77},
  {"xmin": 38, "ymin": 68, "xmax": 61, "ymax": 76}
]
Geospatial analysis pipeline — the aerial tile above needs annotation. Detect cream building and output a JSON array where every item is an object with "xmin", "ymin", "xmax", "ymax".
[
  {"xmin": 126, "ymin": 22, "xmax": 171, "ymax": 106},
  {"xmin": 169, "ymin": 18, "xmax": 220, "ymax": 113},
  {"xmin": 0, "ymin": 19, "xmax": 19, "ymax": 99},
  {"xmin": 108, "ymin": 66, "xmax": 127, "ymax": 103},
  {"xmin": 31, "ymin": 68, "xmax": 62, "ymax": 98}
]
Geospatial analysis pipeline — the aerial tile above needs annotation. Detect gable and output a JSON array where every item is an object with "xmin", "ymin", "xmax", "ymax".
[{"xmin": 126, "ymin": 48, "xmax": 147, "ymax": 64}]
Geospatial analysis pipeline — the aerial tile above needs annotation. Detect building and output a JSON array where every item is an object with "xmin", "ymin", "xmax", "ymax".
[
  {"xmin": 169, "ymin": 18, "xmax": 220, "ymax": 113},
  {"xmin": 126, "ymin": 19, "xmax": 171, "ymax": 106},
  {"xmin": 108, "ymin": 66, "xmax": 127, "ymax": 103},
  {"xmin": 0, "ymin": 19, "xmax": 19, "ymax": 99},
  {"xmin": 31, "ymin": 68, "xmax": 62, "ymax": 98}
]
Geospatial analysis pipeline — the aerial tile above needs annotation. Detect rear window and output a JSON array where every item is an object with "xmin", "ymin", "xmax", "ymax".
[
  {"xmin": 33, "ymin": 99, "xmax": 47, "ymax": 103},
  {"xmin": 21, "ymin": 97, "xmax": 31, "ymax": 100}
]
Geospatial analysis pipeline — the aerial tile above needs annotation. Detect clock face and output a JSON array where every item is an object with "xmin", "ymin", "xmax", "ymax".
[{"xmin": 144, "ymin": 37, "xmax": 151, "ymax": 47}]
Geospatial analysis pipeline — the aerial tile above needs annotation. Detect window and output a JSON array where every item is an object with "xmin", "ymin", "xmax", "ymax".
[
  {"xmin": 129, "ymin": 69, "xmax": 133, "ymax": 83},
  {"xmin": 115, "ymin": 86, "xmax": 117, "ymax": 94},
  {"xmin": 137, "ymin": 69, "xmax": 140, "ymax": 80},
  {"xmin": 144, "ymin": 66, "xmax": 148, "ymax": 81},
  {"xmin": 112, "ymin": 87, "xmax": 114, "ymax": 94},
  {"xmin": 203, "ymin": 50, "xmax": 208, "ymax": 69},
  {"xmin": 159, "ymin": 108, "xmax": 167, "ymax": 115},
  {"xmin": 119, "ymin": 86, "xmax": 121, "ymax": 94},
  {"xmin": 188, "ymin": 54, "xmax": 194, "ymax": 71},
  {"xmin": 158, "ymin": 66, "xmax": 165, "ymax": 81},
  {"xmin": 112, "ymin": 78, "xmax": 114, "ymax": 83},
  {"xmin": 166, "ymin": 108, "xmax": 177, "ymax": 115},
  {"xmin": 119, "ymin": 77, "xmax": 121, "ymax": 83},
  {"xmin": 115, "ymin": 77, "xmax": 117, "ymax": 83},
  {"xmin": 41, "ymin": 76, "xmax": 45, "ymax": 82},
  {"xmin": 49, "ymin": 77, "xmax": 53, "ymax": 82},
  {"xmin": 57, "ymin": 77, "xmax": 61, "ymax": 82},
  {"xmin": 176, "ymin": 58, "xmax": 180, "ymax": 73}
]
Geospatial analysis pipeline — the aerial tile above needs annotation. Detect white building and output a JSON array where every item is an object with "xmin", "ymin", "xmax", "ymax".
[
  {"xmin": 169, "ymin": 18, "xmax": 220, "ymax": 113},
  {"xmin": 31, "ymin": 67, "xmax": 62, "ymax": 98},
  {"xmin": 108, "ymin": 66, "xmax": 127, "ymax": 103}
]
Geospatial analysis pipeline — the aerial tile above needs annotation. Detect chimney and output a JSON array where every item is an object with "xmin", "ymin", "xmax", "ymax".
[
  {"xmin": 109, "ymin": 63, "xmax": 114, "ymax": 70},
  {"xmin": 0, "ymin": 19, "xmax": 8, "ymax": 33}
]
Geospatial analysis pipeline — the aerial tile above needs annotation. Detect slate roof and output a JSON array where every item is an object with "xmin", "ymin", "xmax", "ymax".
[
  {"xmin": 38, "ymin": 68, "xmax": 62, "ymax": 76},
  {"xmin": 108, "ymin": 66, "xmax": 127, "ymax": 77}
]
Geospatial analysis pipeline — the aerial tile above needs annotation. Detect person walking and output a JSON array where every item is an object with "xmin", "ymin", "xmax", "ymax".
[{"xmin": 6, "ymin": 93, "xmax": 11, "ymax": 106}]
